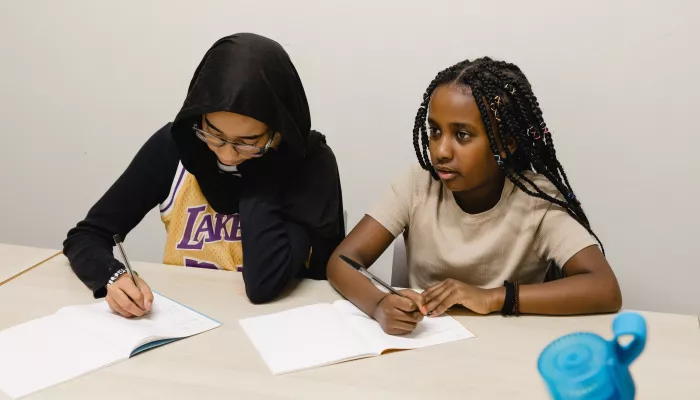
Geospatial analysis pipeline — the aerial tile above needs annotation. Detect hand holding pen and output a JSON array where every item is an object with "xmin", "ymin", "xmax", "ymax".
[
  {"xmin": 339, "ymin": 254, "xmax": 428, "ymax": 335},
  {"xmin": 105, "ymin": 235, "xmax": 154, "ymax": 318}
]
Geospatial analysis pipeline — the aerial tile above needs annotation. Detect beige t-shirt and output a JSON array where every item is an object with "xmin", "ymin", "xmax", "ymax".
[{"xmin": 368, "ymin": 164, "xmax": 597, "ymax": 290}]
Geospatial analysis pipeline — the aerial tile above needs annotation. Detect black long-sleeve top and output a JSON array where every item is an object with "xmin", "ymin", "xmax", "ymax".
[{"xmin": 63, "ymin": 125, "xmax": 344, "ymax": 303}]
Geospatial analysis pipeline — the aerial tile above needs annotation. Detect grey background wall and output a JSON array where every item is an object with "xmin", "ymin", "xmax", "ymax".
[{"xmin": 1, "ymin": 0, "xmax": 697, "ymax": 315}]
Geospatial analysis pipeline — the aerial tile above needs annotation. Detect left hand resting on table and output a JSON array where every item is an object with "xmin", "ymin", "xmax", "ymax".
[{"xmin": 423, "ymin": 278, "xmax": 500, "ymax": 316}]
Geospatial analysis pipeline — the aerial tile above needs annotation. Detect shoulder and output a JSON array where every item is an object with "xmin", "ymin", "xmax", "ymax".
[
  {"xmin": 304, "ymin": 130, "xmax": 339, "ymax": 169},
  {"xmin": 515, "ymin": 171, "xmax": 565, "ymax": 203},
  {"xmin": 511, "ymin": 171, "xmax": 572, "ymax": 226},
  {"xmin": 144, "ymin": 123, "xmax": 178, "ymax": 156},
  {"xmin": 128, "ymin": 124, "xmax": 181, "ymax": 193},
  {"xmin": 140, "ymin": 123, "xmax": 180, "ymax": 171},
  {"xmin": 380, "ymin": 163, "xmax": 441, "ymax": 214}
]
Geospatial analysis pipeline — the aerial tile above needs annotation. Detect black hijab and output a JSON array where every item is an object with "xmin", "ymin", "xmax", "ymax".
[{"xmin": 170, "ymin": 33, "xmax": 344, "ymax": 277}]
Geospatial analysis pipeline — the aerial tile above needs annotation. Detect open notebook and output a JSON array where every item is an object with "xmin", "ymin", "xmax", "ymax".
[
  {"xmin": 240, "ymin": 300, "xmax": 475, "ymax": 375},
  {"xmin": 0, "ymin": 293, "xmax": 220, "ymax": 399}
]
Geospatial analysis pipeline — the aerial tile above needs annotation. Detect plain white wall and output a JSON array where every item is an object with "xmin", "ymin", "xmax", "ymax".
[{"xmin": 1, "ymin": 0, "xmax": 698, "ymax": 315}]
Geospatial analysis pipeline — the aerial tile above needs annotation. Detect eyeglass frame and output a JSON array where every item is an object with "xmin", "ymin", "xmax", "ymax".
[{"xmin": 192, "ymin": 115, "xmax": 277, "ymax": 157}]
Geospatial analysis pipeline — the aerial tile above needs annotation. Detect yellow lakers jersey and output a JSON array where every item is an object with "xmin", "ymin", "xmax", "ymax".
[{"xmin": 160, "ymin": 162, "xmax": 243, "ymax": 271}]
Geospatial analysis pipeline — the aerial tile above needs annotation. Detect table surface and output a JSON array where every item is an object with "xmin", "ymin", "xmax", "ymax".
[
  {"xmin": 0, "ymin": 243, "xmax": 60, "ymax": 285},
  {"xmin": 0, "ymin": 254, "xmax": 698, "ymax": 400}
]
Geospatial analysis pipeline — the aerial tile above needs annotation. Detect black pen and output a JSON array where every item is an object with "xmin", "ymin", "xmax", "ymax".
[{"xmin": 338, "ymin": 254, "xmax": 406, "ymax": 298}]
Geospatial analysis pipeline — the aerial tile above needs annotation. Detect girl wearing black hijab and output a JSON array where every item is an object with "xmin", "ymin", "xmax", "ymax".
[{"xmin": 64, "ymin": 33, "xmax": 345, "ymax": 316}]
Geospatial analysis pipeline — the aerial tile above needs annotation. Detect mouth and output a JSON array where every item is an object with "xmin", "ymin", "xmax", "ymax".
[{"xmin": 434, "ymin": 166, "xmax": 458, "ymax": 181}]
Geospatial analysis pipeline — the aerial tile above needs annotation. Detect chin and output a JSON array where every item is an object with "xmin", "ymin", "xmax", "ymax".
[
  {"xmin": 442, "ymin": 175, "xmax": 482, "ymax": 193},
  {"xmin": 441, "ymin": 179, "xmax": 467, "ymax": 192},
  {"xmin": 219, "ymin": 159, "xmax": 244, "ymax": 167}
]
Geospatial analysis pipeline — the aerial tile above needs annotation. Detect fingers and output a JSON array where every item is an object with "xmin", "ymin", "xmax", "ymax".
[
  {"xmin": 401, "ymin": 310, "xmax": 425, "ymax": 323},
  {"xmin": 431, "ymin": 292, "xmax": 460, "ymax": 317},
  {"xmin": 137, "ymin": 277, "xmax": 154, "ymax": 311},
  {"xmin": 422, "ymin": 280, "xmax": 447, "ymax": 299},
  {"xmin": 426, "ymin": 286, "xmax": 454, "ymax": 316},
  {"xmin": 400, "ymin": 290, "xmax": 427, "ymax": 315},
  {"xmin": 393, "ymin": 295, "xmax": 419, "ymax": 313},
  {"xmin": 385, "ymin": 296, "xmax": 423, "ymax": 324},
  {"xmin": 120, "ymin": 278, "xmax": 146, "ymax": 310},
  {"xmin": 425, "ymin": 284, "xmax": 449, "ymax": 312},
  {"xmin": 110, "ymin": 287, "xmax": 145, "ymax": 317},
  {"xmin": 106, "ymin": 296, "xmax": 132, "ymax": 318},
  {"xmin": 385, "ymin": 320, "xmax": 420, "ymax": 335},
  {"xmin": 391, "ymin": 308, "xmax": 423, "ymax": 324},
  {"xmin": 375, "ymin": 294, "xmax": 427, "ymax": 335},
  {"xmin": 380, "ymin": 308, "xmax": 421, "ymax": 335}
]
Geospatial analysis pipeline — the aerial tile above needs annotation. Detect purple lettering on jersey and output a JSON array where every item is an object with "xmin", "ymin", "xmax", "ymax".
[
  {"xmin": 176, "ymin": 205, "xmax": 207, "ymax": 250},
  {"xmin": 184, "ymin": 257, "xmax": 220, "ymax": 270},
  {"xmin": 210, "ymin": 213, "xmax": 241, "ymax": 242},
  {"xmin": 212, "ymin": 214, "xmax": 230, "ymax": 242},
  {"xmin": 193, "ymin": 214, "xmax": 214, "ymax": 243},
  {"xmin": 227, "ymin": 214, "xmax": 242, "ymax": 241},
  {"xmin": 176, "ymin": 205, "xmax": 241, "ymax": 250}
]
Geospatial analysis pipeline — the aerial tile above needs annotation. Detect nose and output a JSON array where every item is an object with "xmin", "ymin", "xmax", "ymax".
[
  {"xmin": 215, "ymin": 144, "xmax": 241, "ymax": 165},
  {"xmin": 434, "ymin": 136, "xmax": 453, "ymax": 163}
]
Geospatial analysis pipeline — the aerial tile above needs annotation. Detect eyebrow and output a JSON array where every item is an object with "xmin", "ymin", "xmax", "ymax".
[
  {"xmin": 204, "ymin": 116, "xmax": 268, "ymax": 140},
  {"xmin": 427, "ymin": 118, "xmax": 479, "ymax": 132}
]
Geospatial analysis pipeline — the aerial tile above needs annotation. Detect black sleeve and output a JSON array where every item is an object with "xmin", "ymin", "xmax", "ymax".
[
  {"xmin": 63, "ymin": 125, "xmax": 179, "ymax": 298},
  {"xmin": 239, "ymin": 175, "xmax": 311, "ymax": 304},
  {"xmin": 279, "ymin": 134, "xmax": 345, "ymax": 280}
]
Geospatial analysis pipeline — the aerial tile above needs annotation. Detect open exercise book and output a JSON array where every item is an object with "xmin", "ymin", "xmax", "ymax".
[
  {"xmin": 240, "ymin": 300, "xmax": 475, "ymax": 375},
  {"xmin": 0, "ymin": 293, "xmax": 221, "ymax": 399}
]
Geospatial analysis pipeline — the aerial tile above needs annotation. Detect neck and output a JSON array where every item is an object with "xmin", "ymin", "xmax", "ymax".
[{"xmin": 452, "ymin": 173, "xmax": 506, "ymax": 214}]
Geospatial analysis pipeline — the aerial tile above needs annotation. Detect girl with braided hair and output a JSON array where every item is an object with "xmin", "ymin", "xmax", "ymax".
[{"xmin": 327, "ymin": 57, "xmax": 621, "ymax": 335}]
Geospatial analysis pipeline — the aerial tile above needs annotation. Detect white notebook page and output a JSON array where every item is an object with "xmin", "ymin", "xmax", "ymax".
[
  {"xmin": 0, "ymin": 315, "xmax": 123, "ymax": 399},
  {"xmin": 331, "ymin": 300, "xmax": 476, "ymax": 354},
  {"xmin": 239, "ymin": 303, "xmax": 374, "ymax": 375},
  {"xmin": 0, "ymin": 293, "xmax": 220, "ymax": 399}
]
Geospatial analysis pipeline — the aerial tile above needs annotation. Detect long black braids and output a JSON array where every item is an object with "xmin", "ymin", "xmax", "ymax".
[
  {"xmin": 413, "ymin": 60, "xmax": 472, "ymax": 176},
  {"xmin": 412, "ymin": 57, "xmax": 604, "ymax": 254}
]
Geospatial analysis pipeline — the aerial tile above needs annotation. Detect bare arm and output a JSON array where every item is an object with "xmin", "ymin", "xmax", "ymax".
[
  {"xmin": 508, "ymin": 245, "xmax": 622, "ymax": 315},
  {"xmin": 425, "ymin": 245, "xmax": 622, "ymax": 316},
  {"xmin": 327, "ymin": 215, "xmax": 426, "ymax": 335},
  {"xmin": 327, "ymin": 215, "xmax": 397, "ymax": 316}
]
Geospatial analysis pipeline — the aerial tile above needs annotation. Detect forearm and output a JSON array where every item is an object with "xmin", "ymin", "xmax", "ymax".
[
  {"xmin": 327, "ymin": 249, "xmax": 387, "ymax": 317},
  {"xmin": 490, "ymin": 272, "xmax": 622, "ymax": 315},
  {"xmin": 325, "ymin": 215, "xmax": 400, "ymax": 317},
  {"xmin": 239, "ymin": 180, "xmax": 310, "ymax": 303},
  {"xmin": 63, "ymin": 227, "xmax": 124, "ymax": 298},
  {"xmin": 64, "ymin": 126, "xmax": 176, "ymax": 297}
]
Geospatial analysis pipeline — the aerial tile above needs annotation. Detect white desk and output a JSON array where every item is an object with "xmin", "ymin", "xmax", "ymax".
[
  {"xmin": 0, "ymin": 243, "xmax": 60, "ymax": 285},
  {"xmin": 0, "ymin": 256, "xmax": 698, "ymax": 399}
]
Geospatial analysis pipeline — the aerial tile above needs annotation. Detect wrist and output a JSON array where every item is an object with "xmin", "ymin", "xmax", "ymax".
[
  {"xmin": 488, "ymin": 286, "xmax": 506, "ymax": 313},
  {"xmin": 106, "ymin": 268, "xmax": 128, "ymax": 287},
  {"xmin": 369, "ymin": 291, "xmax": 390, "ymax": 319}
]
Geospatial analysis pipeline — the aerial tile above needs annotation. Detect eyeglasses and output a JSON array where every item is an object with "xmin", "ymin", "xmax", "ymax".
[{"xmin": 192, "ymin": 117, "xmax": 276, "ymax": 157}]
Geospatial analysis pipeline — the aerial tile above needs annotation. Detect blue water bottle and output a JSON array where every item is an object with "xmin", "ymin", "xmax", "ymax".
[{"xmin": 538, "ymin": 312, "xmax": 647, "ymax": 399}]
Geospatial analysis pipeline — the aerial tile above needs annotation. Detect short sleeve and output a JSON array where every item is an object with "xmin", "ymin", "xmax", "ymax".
[
  {"xmin": 367, "ymin": 166, "xmax": 414, "ymax": 237},
  {"xmin": 533, "ymin": 203, "xmax": 599, "ymax": 267}
]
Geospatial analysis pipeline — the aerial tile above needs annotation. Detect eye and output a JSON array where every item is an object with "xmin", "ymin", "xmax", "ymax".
[
  {"xmin": 456, "ymin": 131, "xmax": 471, "ymax": 140},
  {"xmin": 205, "ymin": 128, "xmax": 225, "ymax": 139},
  {"xmin": 428, "ymin": 126, "xmax": 441, "ymax": 139},
  {"xmin": 238, "ymin": 138, "xmax": 259, "ymax": 145}
]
